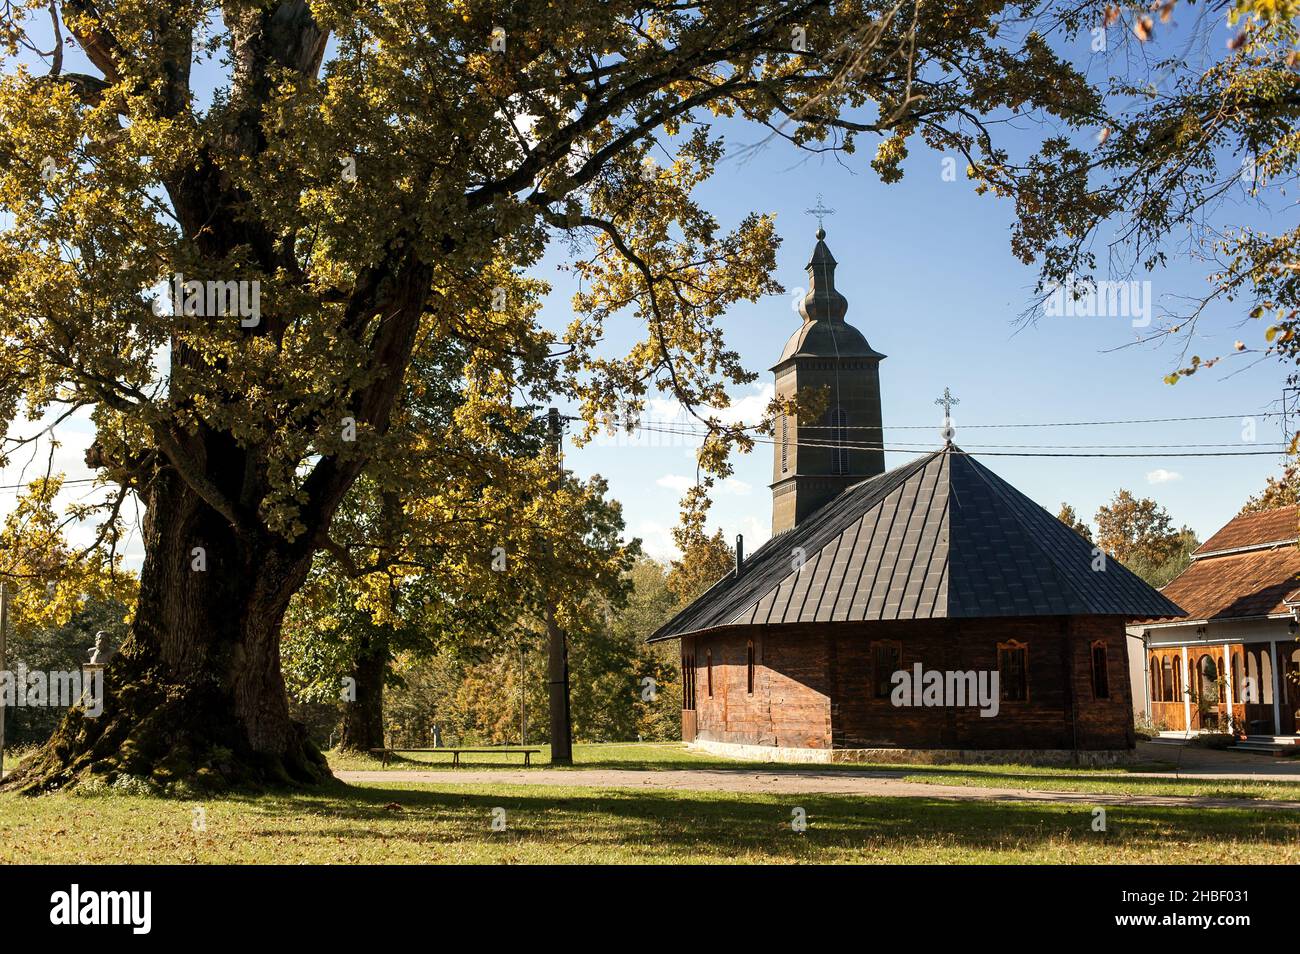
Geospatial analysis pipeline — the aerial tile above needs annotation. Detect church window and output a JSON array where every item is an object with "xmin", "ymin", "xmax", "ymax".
[
  {"xmin": 872, "ymin": 641, "xmax": 901, "ymax": 699},
  {"xmin": 829, "ymin": 407, "xmax": 849, "ymax": 474},
  {"xmin": 998, "ymin": 640, "xmax": 1028, "ymax": 702},
  {"xmin": 1091, "ymin": 641, "xmax": 1110, "ymax": 699},
  {"xmin": 706, "ymin": 649, "xmax": 713, "ymax": 697},
  {"xmin": 747, "ymin": 640, "xmax": 755, "ymax": 694},
  {"xmin": 1149, "ymin": 655, "xmax": 1161, "ymax": 704},
  {"xmin": 781, "ymin": 414, "xmax": 789, "ymax": 473}
]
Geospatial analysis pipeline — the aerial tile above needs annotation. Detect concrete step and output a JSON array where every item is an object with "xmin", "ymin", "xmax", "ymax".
[{"xmin": 1232, "ymin": 739, "xmax": 1300, "ymax": 756}]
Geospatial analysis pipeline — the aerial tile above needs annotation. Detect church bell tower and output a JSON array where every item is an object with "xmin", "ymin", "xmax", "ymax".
[{"xmin": 770, "ymin": 225, "xmax": 885, "ymax": 535}]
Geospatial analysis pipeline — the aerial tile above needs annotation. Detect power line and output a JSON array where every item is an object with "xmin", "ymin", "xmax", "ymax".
[
  {"xmin": 632, "ymin": 422, "xmax": 1288, "ymax": 450},
  {"xmin": 0, "ymin": 477, "xmax": 100, "ymax": 492},
  {"xmin": 633, "ymin": 423, "xmax": 1285, "ymax": 459},
  {"xmin": 629, "ymin": 411, "xmax": 1286, "ymax": 431}
]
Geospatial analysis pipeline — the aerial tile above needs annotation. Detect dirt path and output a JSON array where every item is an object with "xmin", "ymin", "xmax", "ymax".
[{"xmin": 335, "ymin": 767, "xmax": 1300, "ymax": 810}]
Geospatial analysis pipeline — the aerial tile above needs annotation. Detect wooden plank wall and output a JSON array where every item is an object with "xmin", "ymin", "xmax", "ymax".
[{"xmin": 685, "ymin": 616, "xmax": 1135, "ymax": 750}]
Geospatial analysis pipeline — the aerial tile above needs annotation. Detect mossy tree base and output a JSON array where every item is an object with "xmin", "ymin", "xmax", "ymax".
[{"xmin": 3, "ymin": 653, "xmax": 330, "ymax": 796}]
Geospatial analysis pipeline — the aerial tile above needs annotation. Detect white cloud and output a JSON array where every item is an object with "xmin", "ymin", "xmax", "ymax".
[
  {"xmin": 1146, "ymin": 469, "xmax": 1182, "ymax": 485},
  {"xmin": 720, "ymin": 477, "xmax": 752, "ymax": 496},
  {"xmin": 632, "ymin": 520, "xmax": 677, "ymax": 561},
  {"xmin": 657, "ymin": 474, "xmax": 751, "ymax": 497},
  {"xmin": 656, "ymin": 474, "xmax": 693, "ymax": 492},
  {"xmin": 646, "ymin": 382, "xmax": 775, "ymax": 430}
]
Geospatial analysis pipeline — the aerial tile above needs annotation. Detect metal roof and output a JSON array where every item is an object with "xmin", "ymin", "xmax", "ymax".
[{"xmin": 649, "ymin": 446, "xmax": 1184, "ymax": 641}]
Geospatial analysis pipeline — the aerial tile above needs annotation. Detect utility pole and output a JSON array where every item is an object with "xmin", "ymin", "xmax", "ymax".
[
  {"xmin": 519, "ymin": 641, "xmax": 527, "ymax": 746},
  {"xmin": 0, "ymin": 580, "xmax": 8, "ymax": 781},
  {"xmin": 545, "ymin": 407, "xmax": 574, "ymax": 765}
]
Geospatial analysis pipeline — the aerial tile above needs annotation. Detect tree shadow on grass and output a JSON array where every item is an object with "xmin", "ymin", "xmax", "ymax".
[{"xmin": 224, "ymin": 781, "xmax": 1300, "ymax": 862}]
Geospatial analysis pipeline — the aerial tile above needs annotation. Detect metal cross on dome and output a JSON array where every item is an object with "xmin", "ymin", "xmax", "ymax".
[
  {"xmin": 935, "ymin": 387, "xmax": 960, "ymax": 445},
  {"xmin": 805, "ymin": 194, "xmax": 836, "ymax": 231}
]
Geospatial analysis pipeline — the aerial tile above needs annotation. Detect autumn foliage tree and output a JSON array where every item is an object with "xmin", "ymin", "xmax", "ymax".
[
  {"xmin": 0, "ymin": 1, "xmax": 1106, "ymax": 789},
  {"xmin": 1240, "ymin": 460, "xmax": 1300, "ymax": 514},
  {"xmin": 1094, "ymin": 489, "xmax": 1198, "ymax": 587},
  {"xmin": 1056, "ymin": 502, "xmax": 1093, "ymax": 542}
]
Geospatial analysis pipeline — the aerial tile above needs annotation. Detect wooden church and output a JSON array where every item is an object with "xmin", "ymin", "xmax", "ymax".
[{"xmin": 649, "ymin": 226, "xmax": 1183, "ymax": 763}]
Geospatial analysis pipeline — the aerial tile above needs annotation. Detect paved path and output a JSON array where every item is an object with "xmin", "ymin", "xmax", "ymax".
[
  {"xmin": 1136, "ymin": 740, "xmax": 1300, "ymax": 779},
  {"xmin": 335, "ymin": 767, "xmax": 1300, "ymax": 810}
]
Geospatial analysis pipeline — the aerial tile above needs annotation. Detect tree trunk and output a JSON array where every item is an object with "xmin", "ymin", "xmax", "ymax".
[
  {"xmin": 339, "ymin": 637, "xmax": 386, "ymax": 753},
  {"xmin": 6, "ymin": 470, "xmax": 329, "ymax": 794}
]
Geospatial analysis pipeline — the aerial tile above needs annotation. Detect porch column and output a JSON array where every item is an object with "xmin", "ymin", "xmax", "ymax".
[
  {"xmin": 1271, "ymin": 640, "xmax": 1282, "ymax": 736},
  {"xmin": 1222, "ymin": 644, "xmax": 1235, "ymax": 734},
  {"xmin": 1143, "ymin": 638, "xmax": 1151, "ymax": 719},
  {"xmin": 1181, "ymin": 646, "xmax": 1193, "ymax": 737}
]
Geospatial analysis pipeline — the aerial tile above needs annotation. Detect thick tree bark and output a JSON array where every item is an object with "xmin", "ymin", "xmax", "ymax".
[
  {"xmin": 6, "ymin": 471, "xmax": 329, "ymax": 793},
  {"xmin": 339, "ymin": 637, "xmax": 386, "ymax": 753}
]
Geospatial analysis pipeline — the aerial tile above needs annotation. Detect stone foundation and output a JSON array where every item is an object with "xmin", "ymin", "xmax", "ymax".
[{"xmin": 687, "ymin": 738, "xmax": 1137, "ymax": 767}]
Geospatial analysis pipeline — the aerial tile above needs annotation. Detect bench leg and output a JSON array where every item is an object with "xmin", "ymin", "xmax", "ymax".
[
  {"xmin": 524, "ymin": 752, "xmax": 531, "ymax": 768},
  {"xmin": 453, "ymin": 752, "xmax": 459, "ymax": 768}
]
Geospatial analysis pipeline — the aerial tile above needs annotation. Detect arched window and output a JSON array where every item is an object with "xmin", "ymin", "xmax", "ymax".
[
  {"xmin": 706, "ymin": 649, "xmax": 713, "ymax": 698},
  {"xmin": 1173, "ymin": 656, "xmax": 1183, "ymax": 701},
  {"xmin": 829, "ymin": 407, "xmax": 849, "ymax": 474},
  {"xmin": 1091, "ymin": 641, "xmax": 1110, "ymax": 699},
  {"xmin": 746, "ymin": 640, "xmax": 755, "ymax": 695},
  {"xmin": 780, "ymin": 414, "xmax": 789, "ymax": 473},
  {"xmin": 1199, "ymin": 655, "xmax": 1219, "ymax": 704},
  {"xmin": 1161, "ymin": 657, "xmax": 1174, "ymax": 702},
  {"xmin": 1233, "ymin": 652, "xmax": 1244, "ymax": 702},
  {"xmin": 1150, "ymin": 655, "xmax": 1162, "ymax": 704},
  {"xmin": 1260, "ymin": 650, "xmax": 1274, "ymax": 704}
]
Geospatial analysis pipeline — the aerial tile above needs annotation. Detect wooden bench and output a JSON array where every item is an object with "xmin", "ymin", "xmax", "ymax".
[{"xmin": 368, "ymin": 747, "xmax": 541, "ymax": 768}]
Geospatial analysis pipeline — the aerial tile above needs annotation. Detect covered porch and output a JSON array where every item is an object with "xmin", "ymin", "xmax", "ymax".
[{"xmin": 1146, "ymin": 637, "xmax": 1300, "ymax": 737}]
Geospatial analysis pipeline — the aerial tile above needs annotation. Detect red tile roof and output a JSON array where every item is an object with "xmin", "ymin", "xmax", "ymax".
[
  {"xmin": 1138, "ymin": 506, "xmax": 1300, "ymax": 624},
  {"xmin": 1197, "ymin": 505, "xmax": 1299, "ymax": 555},
  {"xmin": 1153, "ymin": 546, "xmax": 1300, "ymax": 621}
]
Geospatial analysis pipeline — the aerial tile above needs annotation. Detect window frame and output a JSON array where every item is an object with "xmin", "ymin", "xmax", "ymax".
[
  {"xmin": 871, "ymin": 639, "xmax": 903, "ymax": 700},
  {"xmin": 829, "ymin": 406, "xmax": 849, "ymax": 475},
  {"xmin": 1090, "ymin": 640, "xmax": 1110, "ymax": 700},
  {"xmin": 780, "ymin": 414, "xmax": 789, "ymax": 473},
  {"xmin": 997, "ymin": 639, "xmax": 1030, "ymax": 703}
]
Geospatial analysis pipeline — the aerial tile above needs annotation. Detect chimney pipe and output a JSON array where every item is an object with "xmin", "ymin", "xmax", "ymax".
[{"xmin": 735, "ymin": 534, "xmax": 744, "ymax": 577}]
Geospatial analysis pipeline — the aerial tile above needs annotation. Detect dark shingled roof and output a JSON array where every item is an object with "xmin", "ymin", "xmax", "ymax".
[{"xmin": 649, "ymin": 446, "xmax": 1184, "ymax": 641}]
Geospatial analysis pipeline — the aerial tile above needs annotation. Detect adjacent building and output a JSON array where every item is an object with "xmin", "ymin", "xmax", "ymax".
[{"xmin": 1129, "ymin": 505, "xmax": 1300, "ymax": 743}]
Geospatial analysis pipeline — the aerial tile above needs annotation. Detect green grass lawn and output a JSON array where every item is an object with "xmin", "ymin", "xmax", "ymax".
[
  {"xmin": 2, "ymin": 779, "xmax": 1298, "ymax": 864},
  {"xmin": 325, "ymin": 741, "xmax": 732, "ymax": 772},
  {"xmin": 326, "ymin": 742, "xmax": 1300, "ymax": 801}
]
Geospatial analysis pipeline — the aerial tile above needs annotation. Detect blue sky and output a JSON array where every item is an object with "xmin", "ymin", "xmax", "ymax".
[
  {"xmin": 538, "ymin": 125, "xmax": 1289, "ymax": 558},
  {"xmin": 1, "ymin": 8, "xmax": 1290, "ymax": 567},
  {"xmin": 528, "ymin": 13, "xmax": 1294, "ymax": 560}
]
